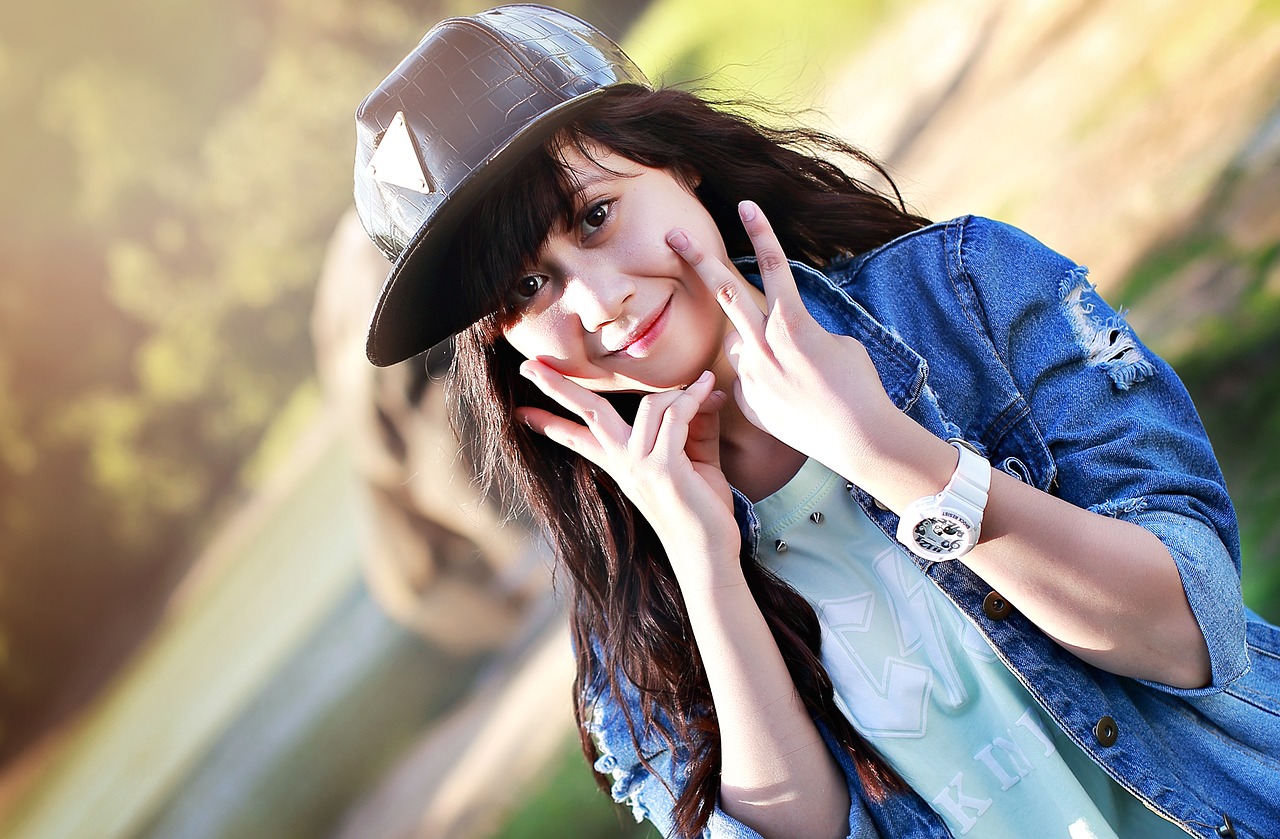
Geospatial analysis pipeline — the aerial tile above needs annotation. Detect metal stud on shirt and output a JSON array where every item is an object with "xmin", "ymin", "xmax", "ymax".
[
  {"xmin": 810, "ymin": 511, "xmax": 824, "ymax": 524},
  {"xmin": 775, "ymin": 540, "xmax": 788, "ymax": 553}
]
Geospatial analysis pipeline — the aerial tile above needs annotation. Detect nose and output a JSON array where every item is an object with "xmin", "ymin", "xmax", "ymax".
[{"xmin": 562, "ymin": 270, "xmax": 633, "ymax": 333}]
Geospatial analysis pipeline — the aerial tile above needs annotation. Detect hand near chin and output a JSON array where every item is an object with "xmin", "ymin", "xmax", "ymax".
[
  {"xmin": 667, "ymin": 201, "xmax": 895, "ymax": 474},
  {"xmin": 515, "ymin": 364, "xmax": 742, "ymax": 588}
]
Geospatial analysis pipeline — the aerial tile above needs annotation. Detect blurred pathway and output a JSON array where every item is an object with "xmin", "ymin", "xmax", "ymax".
[{"xmin": 0, "ymin": 416, "xmax": 486, "ymax": 839}]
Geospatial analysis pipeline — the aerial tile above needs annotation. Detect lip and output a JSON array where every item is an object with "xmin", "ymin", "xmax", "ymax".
[{"xmin": 609, "ymin": 297, "xmax": 672, "ymax": 357}]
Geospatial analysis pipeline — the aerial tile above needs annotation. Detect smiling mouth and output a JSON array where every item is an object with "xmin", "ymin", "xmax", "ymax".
[{"xmin": 609, "ymin": 298, "xmax": 672, "ymax": 357}]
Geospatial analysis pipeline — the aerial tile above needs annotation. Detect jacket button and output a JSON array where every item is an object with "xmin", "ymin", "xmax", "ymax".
[
  {"xmin": 1216, "ymin": 814, "xmax": 1236, "ymax": 838},
  {"xmin": 1093, "ymin": 715, "xmax": 1118, "ymax": 747},
  {"xmin": 982, "ymin": 591, "xmax": 1013, "ymax": 620}
]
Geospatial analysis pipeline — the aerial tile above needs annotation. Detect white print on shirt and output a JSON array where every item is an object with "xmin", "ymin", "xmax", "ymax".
[
  {"xmin": 1015, "ymin": 706, "xmax": 1059, "ymax": 757},
  {"xmin": 816, "ymin": 547, "xmax": 979, "ymax": 736},
  {"xmin": 819, "ymin": 592, "xmax": 933, "ymax": 735},
  {"xmin": 973, "ymin": 733, "xmax": 1034, "ymax": 790},
  {"xmin": 1069, "ymin": 818, "xmax": 1103, "ymax": 839},
  {"xmin": 931, "ymin": 708, "xmax": 1060, "ymax": 835},
  {"xmin": 931, "ymin": 772, "xmax": 992, "ymax": 833}
]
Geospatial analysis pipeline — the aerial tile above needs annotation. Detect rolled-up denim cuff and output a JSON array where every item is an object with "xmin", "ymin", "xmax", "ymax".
[{"xmin": 1133, "ymin": 510, "xmax": 1248, "ymax": 695}]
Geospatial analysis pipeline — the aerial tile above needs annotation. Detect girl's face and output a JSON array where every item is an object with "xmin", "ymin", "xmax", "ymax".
[{"xmin": 498, "ymin": 144, "xmax": 735, "ymax": 393}]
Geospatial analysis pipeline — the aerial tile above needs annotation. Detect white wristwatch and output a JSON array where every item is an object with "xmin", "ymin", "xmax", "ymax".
[{"xmin": 895, "ymin": 440, "xmax": 991, "ymax": 561}]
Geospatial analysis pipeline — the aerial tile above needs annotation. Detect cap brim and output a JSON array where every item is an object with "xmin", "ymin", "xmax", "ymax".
[{"xmin": 365, "ymin": 87, "xmax": 612, "ymax": 367}]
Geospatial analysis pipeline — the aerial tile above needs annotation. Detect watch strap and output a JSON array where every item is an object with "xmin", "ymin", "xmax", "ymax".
[
  {"xmin": 894, "ymin": 439, "xmax": 992, "ymax": 561},
  {"xmin": 943, "ymin": 441, "xmax": 991, "ymax": 524}
]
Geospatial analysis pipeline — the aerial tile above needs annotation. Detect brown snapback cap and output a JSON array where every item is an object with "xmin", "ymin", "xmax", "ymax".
[{"xmin": 353, "ymin": 4, "xmax": 650, "ymax": 366}]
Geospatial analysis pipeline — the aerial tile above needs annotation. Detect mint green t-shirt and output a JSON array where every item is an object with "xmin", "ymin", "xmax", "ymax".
[{"xmin": 754, "ymin": 458, "xmax": 1186, "ymax": 838}]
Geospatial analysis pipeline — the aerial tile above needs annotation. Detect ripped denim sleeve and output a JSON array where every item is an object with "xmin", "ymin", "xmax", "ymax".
[
  {"xmin": 583, "ymin": 686, "xmax": 801, "ymax": 838},
  {"xmin": 1059, "ymin": 266, "xmax": 1155, "ymax": 391},
  {"xmin": 586, "ymin": 700, "xmax": 668, "ymax": 827},
  {"xmin": 581, "ymin": 677, "xmax": 694, "ymax": 837},
  {"xmin": 583, "ymin": 687, "xmax": 886, "ymax": 837}
]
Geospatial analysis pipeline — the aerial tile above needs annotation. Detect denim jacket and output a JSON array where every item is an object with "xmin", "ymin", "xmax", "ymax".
[{"xmin": 584, "ymin": 217, "xmax": 1280, "ymax": 839}]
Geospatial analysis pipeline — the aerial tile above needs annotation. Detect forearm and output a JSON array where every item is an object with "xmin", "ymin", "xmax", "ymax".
[
  {"xmin": 971, "ymin": 468, "xmax": 1208, "ymax": 687},
  {"xmin": 836, "ymin": 405, "xmax": 1210, "ymax": 689},
  {"xmin": 675, "ymin": 564, "xmax": 850, "ymax": 839}
]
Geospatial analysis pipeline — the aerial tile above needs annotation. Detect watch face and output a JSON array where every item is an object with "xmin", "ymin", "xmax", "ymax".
[{"xmin": 909, "ymin": 516, "xmax": 973, "ymax": 556}]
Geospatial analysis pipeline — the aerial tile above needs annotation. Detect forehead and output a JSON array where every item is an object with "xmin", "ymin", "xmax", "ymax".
[{"xmin": 550, "ymin": 140, "xmax": 644, "ymax": 196}]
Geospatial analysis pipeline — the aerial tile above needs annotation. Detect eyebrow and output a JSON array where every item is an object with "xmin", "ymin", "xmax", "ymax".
[{"xmin": 565, "ymin": 166, "xmax": 613, "ymax": 195}]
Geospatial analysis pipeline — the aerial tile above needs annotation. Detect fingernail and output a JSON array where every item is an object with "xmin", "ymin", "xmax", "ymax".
[
  {"xmin": 519, "ymin": 363, "xmax": 536, "ymax": 380},
  {"xmin": 666, "ymin": 230, "xmax": 689, "ymax": 250},
  {"xmin": 738, "ymin": 200, "xmax": 757, "ymax": 222}
]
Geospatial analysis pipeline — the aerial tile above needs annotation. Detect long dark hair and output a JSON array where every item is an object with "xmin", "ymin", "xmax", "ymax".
[{"xmin": 445, "ymin": 85, "xmax": 929, "ymax": 837}]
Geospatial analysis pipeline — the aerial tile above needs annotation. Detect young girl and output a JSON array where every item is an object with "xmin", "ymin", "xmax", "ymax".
[{"xmin": 352, "ymin": 5, "xmax": 1279, "ymax": 838}]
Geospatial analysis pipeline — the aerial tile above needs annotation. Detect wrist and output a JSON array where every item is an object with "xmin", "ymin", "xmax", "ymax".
[
  {"xmin": 834, "ymin": 406, "xmax": 958, "ymax": 511},
  {"xmin": 895, "ymin": 440, "xmax": 991, "ymax": 561},
  {"xmin": 672, "ymin": 557, "xmax": 748, "ymax": 600},
  {"xmin": 661, "ymin": 535, "xmax": 746, "ymax": 593}
]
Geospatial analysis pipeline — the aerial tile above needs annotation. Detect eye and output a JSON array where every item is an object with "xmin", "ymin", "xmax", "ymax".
[
  {"xmin": 579, "ymin": 201, "xmax": 612, "ymax": 238},
  {"xmin": 510, "ymin": 274, "xmax": 547, "ymax": 304}
]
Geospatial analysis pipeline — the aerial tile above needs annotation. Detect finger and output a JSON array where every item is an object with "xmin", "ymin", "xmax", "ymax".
[
  {"xmin": 515, "ymin": 406, "xmax": 606, "ymax": 465},
  {"xmin": 685, "ymin": 388, "xmax": 727, "ymax": 468},
  {"xmin": 630, "ymin": 387, "xmax": 690, "ymax": 458},
  {"xmin": 520, "ymin": 360, "xmax": 629, "ymax": 442},
  {"xmin": 651, "ymin": 372, "xmax": 716, "ymax": 464},
  {"xmin": 696, "ymin": 386, "xmax": 729, "ymax": 417},
  {"xmin": 634, "ymin": 372, "xmax": 713, "ymax": 455},
  {"xmin": 666, "ymin": 228, "xmax": 765, "ymax": 344},
  {"xmin": 630, "ymin": 370, "xmax": 716, "ymax": 456},
  {"xmin": 738, "ymin": 200, "xmax": 804, "ymax": 313}
]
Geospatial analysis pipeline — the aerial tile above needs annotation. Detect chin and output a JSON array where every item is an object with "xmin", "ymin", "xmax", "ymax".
[
  {"xmin": 575, "ymin": 371, "xmax": 697, "ymax": 395},
  {"xmin": 590, "ymin": 382, "xmax": 676, "ymax": 395}
]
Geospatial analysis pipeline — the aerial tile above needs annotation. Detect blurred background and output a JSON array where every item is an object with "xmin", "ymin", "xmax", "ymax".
[{"xmin": 0, "ymin": 0, "xmax": 1277, "ymax": 837}]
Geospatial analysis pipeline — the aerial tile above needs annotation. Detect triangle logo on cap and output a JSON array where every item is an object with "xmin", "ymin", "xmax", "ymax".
[{"xmin": 368, "ymin": 111, "xmax": 434, "ymax": 194}]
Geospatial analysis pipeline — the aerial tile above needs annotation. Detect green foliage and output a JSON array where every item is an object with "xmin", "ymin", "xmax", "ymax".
[
  {"xmin": 240, "ymin": 380, "xmax": 323, "ymax": 488},
  {"xmin": 1170, "ymin": 319, "xmax": 1280, "ymax": 622},
  {"xmin": 626, "ymin": 0, "xmax": 899, "ymax": 103}
]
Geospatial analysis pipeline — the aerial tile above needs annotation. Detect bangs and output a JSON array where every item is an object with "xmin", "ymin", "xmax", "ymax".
[{"xmin": 448, "ymin": 140, "xmax": 581, "ymax": 341}]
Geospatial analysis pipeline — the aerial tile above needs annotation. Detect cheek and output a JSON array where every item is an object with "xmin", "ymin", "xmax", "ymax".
[
  {"xmin": 681, "ymin": 266, "xmax": 728, "ymax": 325},
  {"xmin": 500, "ymin": 317, "xmax": 556, "ymax": 361}
]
